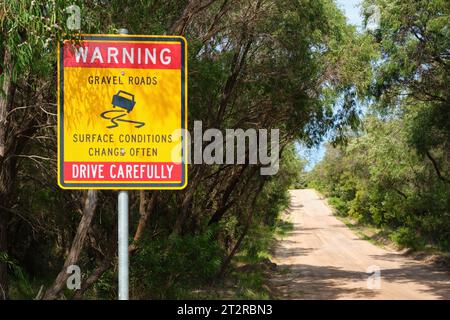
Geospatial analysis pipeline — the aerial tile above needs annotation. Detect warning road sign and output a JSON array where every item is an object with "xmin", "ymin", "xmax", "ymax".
[{"xmin": 58, "ymin": 34, "xmax": 188, "ymax": 189}]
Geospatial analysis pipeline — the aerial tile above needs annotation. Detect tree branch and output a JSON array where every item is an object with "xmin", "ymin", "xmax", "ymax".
[
  {"xmin": 42, "ymin": 190, "xmax": 98, "ymax": 300},
  {"xmin": 425, "ymin": 150, "xmax": 450, "ymax": 184}
]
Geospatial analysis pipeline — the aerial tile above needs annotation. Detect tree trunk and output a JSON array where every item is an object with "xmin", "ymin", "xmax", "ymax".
[
  {"xmin": 0, "ymin": 47, "xmax": 15, "ymax": 300},
  {"xmin": 42, "ymin": 190, "xmax": 98, "ymax": 300},
  {"xmin": 171, "ymin": 167, "xmax": 203, "ymax": 236},
  {"xmin": 129, "ymin": 191, "xmax": 157, "ymax": 253},
  {"xmin": 0, "ymin": 48, "xmax": 14, "ymax": 159},
  {"xmin": 72, "ymin": 257, "xmax": 111, "ymax": 300},
  {"xmin": 217, "ymin": 178, "xmax": 266, "ymax": 277},
  {"xmin": 74, "ymin": 207, "xmax": 118, "ymax": 300},
  {"xmin": 208, "ymin": 165, "xmax": 248, "ymax": 226},
  {"xmin": 0, "ymin": 207, "xmax": 8, "ymax": 300}
]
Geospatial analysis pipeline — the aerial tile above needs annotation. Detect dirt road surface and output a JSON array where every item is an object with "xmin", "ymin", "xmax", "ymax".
[{"xmin": 269, "ymin": 189, "xmax": 450, "ymax": 300}]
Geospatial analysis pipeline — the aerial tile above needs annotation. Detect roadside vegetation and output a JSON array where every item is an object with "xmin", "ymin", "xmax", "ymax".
[{"xmin": 308, "ymin": 0, "xmax": 450, "ymax": 256}]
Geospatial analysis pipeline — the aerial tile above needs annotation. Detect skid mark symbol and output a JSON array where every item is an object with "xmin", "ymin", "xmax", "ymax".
[{"xmin": 100, "ymin": 110, "xmax": 145, "ymax": 129}]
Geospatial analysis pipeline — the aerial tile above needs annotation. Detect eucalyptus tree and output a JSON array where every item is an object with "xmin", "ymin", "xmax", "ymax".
[{"xmin": 364, "ymin": 0, "xmax": 450, "ymax": 182}]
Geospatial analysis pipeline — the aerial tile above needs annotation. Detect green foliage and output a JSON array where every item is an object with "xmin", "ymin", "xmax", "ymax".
[
  {"xmin": 231, "ymin": 268, "xmax": 270, "ymax": 300},
  {"xmin": 131, "ymin": 230, "xmax": 223, "ymax": 299},
  {"xmin": 363, "ymin": 0, "xmax": 450, "ymax": 186},
  {"xmin": 328, "ymin": 197, "xmax": 348, "ymax": 217},
  {"xmin": 0, "ymin": 0, "xmax": 80, "ymax": 80},
  {"xmin": 309, "ymin": 115, "xmax": 450, "ymax": 251},
  {"xmin": 390, "ymin": 227, "xmax": 425, "ymax": 251},
  {"xmin": 0, "ymin": 252, "xmax": 33, "ymax": 298}
]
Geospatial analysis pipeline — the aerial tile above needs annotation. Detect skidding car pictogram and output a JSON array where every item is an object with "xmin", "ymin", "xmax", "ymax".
[{"xmin": 112, "ymin": 90, "xmax": 136, "ymax": 113}]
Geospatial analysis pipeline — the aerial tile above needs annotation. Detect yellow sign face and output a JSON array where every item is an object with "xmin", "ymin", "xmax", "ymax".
[{"xmin": 58, "ymin": 35, "xmax": 188, "ymax": 189}]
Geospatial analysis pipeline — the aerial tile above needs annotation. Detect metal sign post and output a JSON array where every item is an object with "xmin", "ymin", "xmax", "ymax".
[
  {"xmin": 117, "ymin": 28, "xmax": 129, "ymax": 301},
  {"xmin": 57, "ymin": 27, "xmax": 188, "ymax": 300},
  {"xmin": 118, "ymin": 190, "xmax": 129, "ymax": 300}
]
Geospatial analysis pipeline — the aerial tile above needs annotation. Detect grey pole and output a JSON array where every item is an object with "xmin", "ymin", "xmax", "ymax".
[
  {"xmin": 118, "ymin": 191, "xmax": 129, "ymax": 300},
  {"xmin": 118, "ymin": 27, "xmax": 129, "ymax": 301}
]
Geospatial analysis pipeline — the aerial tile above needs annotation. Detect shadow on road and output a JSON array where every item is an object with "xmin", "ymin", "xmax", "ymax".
[{"xmin": 270, "ymin": 263, "xmax": 378, "ymax": 299}]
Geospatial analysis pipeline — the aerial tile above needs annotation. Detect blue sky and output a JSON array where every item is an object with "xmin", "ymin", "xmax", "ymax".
[
  {"xmin": 298, "ymin": 0, "xmax": 364, "ymax": 171},
  {"xmin": 336, "ymin": 0, "xmax": 364, "ymax": 27}
]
